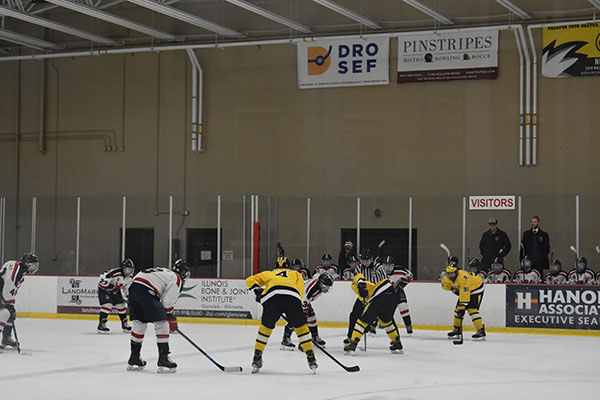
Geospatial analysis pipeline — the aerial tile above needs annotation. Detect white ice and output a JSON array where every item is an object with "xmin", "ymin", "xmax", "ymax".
[{"xmin": 1, "ymin": 319, "xmax": 598, "ymax": 400}]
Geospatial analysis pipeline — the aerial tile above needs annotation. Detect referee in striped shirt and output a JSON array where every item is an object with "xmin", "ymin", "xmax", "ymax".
[{"xmin": 343, "ymin": 249, "xmax": 388, "ymax": 344}]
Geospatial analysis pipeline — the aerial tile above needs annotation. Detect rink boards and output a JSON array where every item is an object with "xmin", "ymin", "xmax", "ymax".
[{"xmin": 13, "ymin": 276, "xmax": 600, "ymax": 336}]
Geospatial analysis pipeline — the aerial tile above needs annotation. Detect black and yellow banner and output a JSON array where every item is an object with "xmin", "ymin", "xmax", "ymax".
[{"xmin": 542, "ymin": 22, "xmax": 600, "ymax": 78}]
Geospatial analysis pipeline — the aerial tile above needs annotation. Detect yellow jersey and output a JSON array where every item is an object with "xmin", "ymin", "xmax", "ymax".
[
  {"xmin": 246, "ymin": 268, "xmax": 305, "ymax": 303},
  {"xmin": 351, "ymin": 273, "xmax": 392, "ymax": 303},
  {"xmin": 441, "ymin": 269, "xmax": 484, "ymax": 303}
]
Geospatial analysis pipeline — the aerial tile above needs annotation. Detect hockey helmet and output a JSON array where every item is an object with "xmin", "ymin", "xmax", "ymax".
[
  {"xmin": 359, "ymin": 249, "xmax": 373, "ymax": 260},
  {"xmin": 318, "ymin": 273, "xmax": 334, "ymax": 293},
  {"xmin": 321, "ymin": 253, "xmax": 333, "ymax": 267},
  {"xmin": 521, "ymin": 256, "xmax": 533, "ymax": 272},
  {"xmin": 348, "ymin": 254, "xmax": 359, "ymax": 268},
  {"xmin": 447, "ymin": 255, "xmax": 459, "ymax": 265},
  {"xmin": 120, "ymin": 258, "xmax": 135, "ymax": 276},
  {"xmin": 382, "ymin": 255, "xmax": 395, "ymax": 275},
  {"xmin": 491, "ymin": 257, "xmax": 504, "ymax": 273},
  {"xmin": 172, "ymin": 259, "xmax": 191, "ymax": 281},
  {"xmin": 445, "ymin": 261, "xmax": 459, "ymax": 281},
  {"xmin": 290, "ymin": 258, "xmax": 303, "ymax": 271},
  {"xmin": 468, "ymin": 258, "xmax": 481, "ymax": 273},
  {"xmin": 576, "ymin": 256, "xmax": 587, "ymax": 272},
  {"xmin": 276, "ymin": 256, "xmax": 290, "ymax": 269},
  {"xmin": 550, "ymin": 259, "xmax": 562, "ymax": 275},
  {"xmin": 21, "ymin": 252, "xmax": 39, "ymax": 274}
]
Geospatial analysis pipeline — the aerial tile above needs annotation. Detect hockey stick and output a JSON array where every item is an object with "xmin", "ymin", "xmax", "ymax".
[
  {"xmin": 313, "ymin": 342, "xmax": 359, "ymax": 372},
  {"xmin": 595, "ymin": 245, "xmax": 600, "ymax": 256},
  {"xmin": 440, "ymin": 243, "xmax": 451, "ymax": 258},
  {"xmin": 276, "ymin": 242, "xmax": 285, "ymax": 257},
  {"xmin": 377, "ymin": 240, "xmax": 386, "ymax": 258},
  {"xmin": 569, "ymin": 245, "xmax": 578, "ymax": 256},
  {"xmin": 176, "ymin": 328, "xmax": 242, "ymax": 372},
  {"xmin": 12, "ymin": 322, "xmax": 32, "ymax": 356}
]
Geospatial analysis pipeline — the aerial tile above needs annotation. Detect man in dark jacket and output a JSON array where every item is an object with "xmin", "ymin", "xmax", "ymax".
[
  {"xmin": 338, "ymin": 241, "xmax": 356, "ymax": 274},
  {"xmin": 479, "ymin": 218, "xmax": 511, "ymax": 271},
  {"xmin": 520, "ymin": 216, "xmax": 550, "ymax": 274}
]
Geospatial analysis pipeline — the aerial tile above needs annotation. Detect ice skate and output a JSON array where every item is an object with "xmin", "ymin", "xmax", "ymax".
[
  {"xmin": 157, "ymin": 350, "xmax": 177, "ymax": 373},
  {"xmin": 312, "ymin": 335, "xmax": 326, "ymax": 347},
  {"xmin": 472, "ymin": 326, "xmax": 486, "ymax": 341},
  {"xmin": 306, "ymin": 350, "xmax": 318, "ymax": 373},
  {"xmin": 121, "ymin": 320, "xmax": 132, "ymax": 333},
  {"xmin": 1, "ymin": 336, "xmax": 18, "ymax": 348},
  {"xmin": 127, "ymin": 354, "xmax": 147, "ymax": 371},
  {"xmin": 447, "ymin": 326, "xmax": 462, "ymax": 339},
  {"xmin": 251, "ymin": 350, "xmax": 263, "ymax": 374},
  {"xmin": 97, "ymin": 320, "xmax": 110, "ymax": 334},
  {"xmin": 344, "ymin": 339, "xmax": 358, "ymax": 355},
  {"xmin": 389, "ymin": 340, "xmax": 404, "ymax": 354},
  {"xmin": 280, "ymin": 336, "xmax": 295, "ymax": 351}
]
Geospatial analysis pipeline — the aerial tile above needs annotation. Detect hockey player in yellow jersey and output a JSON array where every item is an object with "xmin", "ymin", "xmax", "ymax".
[
  {"xmin": 441, "ymin": 260, "xmax": 486, "ymax": 341},
  {"xmin": 245, "ymin": 257, "xmax": 317, "ymax": 373},
  {"xmin": 343, "ymin": 272, "xmax": 403, "ymax": 355}
]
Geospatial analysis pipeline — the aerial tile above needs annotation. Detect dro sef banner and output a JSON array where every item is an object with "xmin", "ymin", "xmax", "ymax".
[
  {"xmin": 397, "ymin": 30, "xmax": 499, "ymax": 83},
  {"xmin": 542, "ymin": 22, "xmax": 600, "ymax": 78},
  {"xmin": 297, "ymin": 37, "xmax": 389, "ymax": 88},
  {"xmin": 506, "ymin": 284, "xmax": 600, "ymax": 330}
]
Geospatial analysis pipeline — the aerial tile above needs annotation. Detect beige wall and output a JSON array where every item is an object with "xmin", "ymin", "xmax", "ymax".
[{"xmin": 1, "ymin": 29, "xmax": 599, "ymax": 278}]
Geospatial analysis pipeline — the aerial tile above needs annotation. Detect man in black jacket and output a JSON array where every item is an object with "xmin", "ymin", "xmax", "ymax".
[
  {"xmin": 520, "ymin": 216, "xmax": 550, "ymax": 274},
  {"xmin": 479, "ymin": 218, "xmax": 511, "ymax": 271}
]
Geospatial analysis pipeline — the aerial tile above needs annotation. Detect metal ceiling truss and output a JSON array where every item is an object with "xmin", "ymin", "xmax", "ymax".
[
  {"xmin": 0, "ymin": 27, "xmax": 64, "ymax": 50},
  {"xmin": 126, "ymin": 0, "xmax": 246, "ymax": 38},
  {"xmin": 401, "ymin": 0, "xmax": 453, "ymax": 25},
  {"xmin": 0, "ymin": 4, "xmax": 120, "ymax": 46},
  {"xmin": 312, "ymin": 0, "xmax": 380, "ymax": 30},
  {"xmin": 43, "ymin": 0, "xmax": 181, "ymax": 41},
  {"xmin": 494, "ymin": 0, "xmax": 532, "ymax": 20},
  {"xmin": 225, "ymin": 0, "xmax": 311, "ymax": 34}
]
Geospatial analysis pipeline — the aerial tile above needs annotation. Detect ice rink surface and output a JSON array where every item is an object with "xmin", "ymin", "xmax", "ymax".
[{"xmin": 1, "ymin": 319, "xmax": 598, "ymax": 400}]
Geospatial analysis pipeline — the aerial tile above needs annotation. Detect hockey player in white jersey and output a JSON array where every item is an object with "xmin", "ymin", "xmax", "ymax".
[
  {"xmin": 97, "ymin": 258, "xmax": 135, "ymax": 333},
  {"xmin": 341, "ymin": 255, "xmax": 359, "ymax": 281},
  {"xmin": 0, "ymin": 253, "xmax": 39, "ymax": 349},
  {"xmin": 127, "ymin": 259, "xmax": 190, "ymax": 373},
  {"xmin": 290, "ymin": 258, "xmax": 311, "ymax": 280},
  {"xmin": 381, "ymin": 256, "xmax": 414, "ymax": 334},
  {"xmin": 545, "ymin": 259, "xmax": 568, "ymax": 284},
  {"xmin": 468, "ymin": 258, "xmax": 487, "ymax": 281},
  {"xmin": 485, "ymin": 257, "xmax": 512, "ymax": 283},
  {"xmin": 313, "ymin": 253, "xmax": 339, "ymax": 280},
  {"xmin": 567, "ymin": 257, "xmax": 595, "ymax": 284},
  {"xmin": 513, "ymin": 256, "xmax": 542, "ymax": 284},
  {"xmin": 280, "ymin": 272, "xmax": 334, "ymax": 350}
]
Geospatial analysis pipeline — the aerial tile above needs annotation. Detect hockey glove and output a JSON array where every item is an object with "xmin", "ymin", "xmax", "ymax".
[
  {"xmin": 452, "ymin": 288, "xmax": 459, "ymax": 296},
  {"xmin": 357, "ymin": 282, "xmax": 369, "ymax": 299},
  {"xmin": 254, "ymin": 288, "xmax": 263, "ymax": 303},
  {"xmin": 166, "ymin": 313, "xmax": 178, "ymax": 333}
]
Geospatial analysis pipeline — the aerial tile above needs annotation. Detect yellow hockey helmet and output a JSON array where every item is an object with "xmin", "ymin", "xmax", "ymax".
[
  {"xmin": 446, "ymin": 262, "xmax": 459, "ymax": 274},
  {"xmin": 276, "ymin": 256, "xmax": 290, "ymax": 268}
]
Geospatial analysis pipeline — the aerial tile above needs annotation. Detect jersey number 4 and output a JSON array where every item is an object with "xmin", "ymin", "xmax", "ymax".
[{"xmin": 275, "ymin": 270, "xmax": 288, "ymax": 278}]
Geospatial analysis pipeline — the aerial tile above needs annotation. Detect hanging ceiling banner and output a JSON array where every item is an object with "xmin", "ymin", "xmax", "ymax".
[
  {"xmin": 297, "ymin": 37, "xmax": 389, "ymax": 89},
  {"xmin": 397, "ymin": 30, "xmax": 499, "ymax": 83},
  {"xmin": 542, "ymin": 22, "xmax": 600, "ymax": 78}
]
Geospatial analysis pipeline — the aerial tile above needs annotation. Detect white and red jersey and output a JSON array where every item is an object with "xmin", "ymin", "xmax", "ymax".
[
  {"xmin": 0, "ymin": 260, "xmax": 27, "ymax": 305},
  {"xmin": 545, "ymin": 271, "xmax": 568, "ymax": 284},
  {"xmin": 387, "ymin": 267, "xmax": 413, "ymax": 290},
  {"xmin": 597, "ymin": 272, "xmax": 600, "ymax": 285},
  {"xmin": 567, "ymin": 268, "xmax": 595, "ymax": 285},
  {"xmin": 303, "ymin": 274, "xmax": 328, "ymax": 306},
  {"xmin": 132, "ymin": 268, "xmax": 182, "ymax": 313},
  {"xmin": 98, "ymin": 267, "xmax": 132, "ymax": 293},
  {"xmin": 313, "ymin": 264, "xmax": 339, "ymax": 280},
  {"xmin": 485, "ymin": 268, "xmax": 511, "ymax": 283},
  {"xmin": 513, "ymin": 269, "xmax": 542, "ymax": 284}
]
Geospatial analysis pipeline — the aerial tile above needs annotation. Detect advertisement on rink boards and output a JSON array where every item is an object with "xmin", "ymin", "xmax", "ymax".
[
  {"xmin": 297, "ymin": 37, "xmax": 389, "ymax": 88},
  {"xmin": 469, "ymin": 195, "xmax": 515, "ymax": 210},
  {"xmin": 397, "ymin": 30, "xmax": 499, "ymax": 83},
  {"xmin": 57, "ymin": 277, "xmax": 101, "ymax": 314},
  {"xmin": 542, "ymin": 23, "xmax": 600, "ymax": 78},
  {"xmin": 174, "ymin": 279, "xmax": 256, "ymax": 319},
  {"xmin": 56, "ymin": 277, "xmax": 257, "ymax": 319},
  {"xmin": 506, "ymin": 284, "xmax": 600, "ymax": 330}
]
